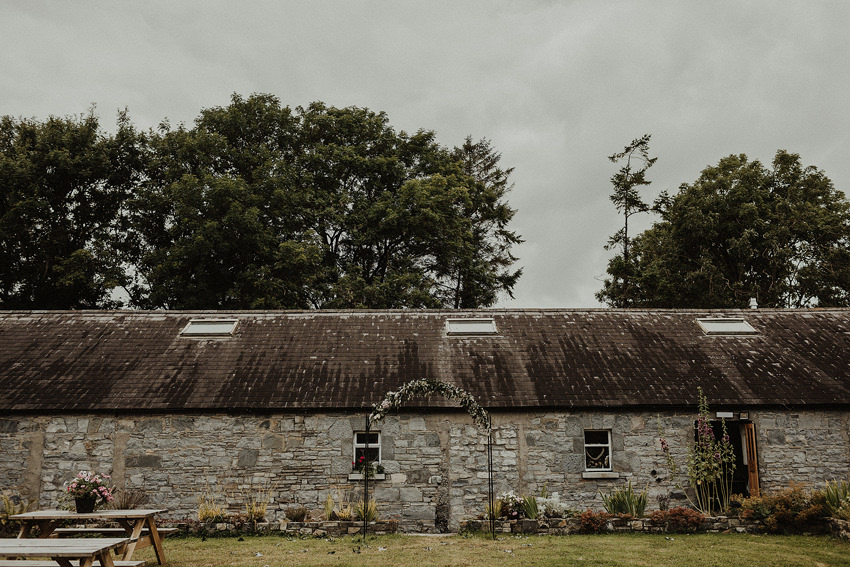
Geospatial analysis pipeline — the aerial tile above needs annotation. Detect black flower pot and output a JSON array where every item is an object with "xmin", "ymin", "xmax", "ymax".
[{"xmin": 74, "ymin": 496, "xmax": 96, "ymax": 513}]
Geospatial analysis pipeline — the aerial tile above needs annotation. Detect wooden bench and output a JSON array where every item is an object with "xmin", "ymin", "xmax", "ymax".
[
  {"xmin": 0, "ymin": 561, "xmax": 143, "ymax": 567},
  {"xmin": 51, "ymin": 527, "xmax": 178, "ymax": 537},
  {"xmin": 0, "ymin": 538, "xmax": 131, "ymax": 567}
]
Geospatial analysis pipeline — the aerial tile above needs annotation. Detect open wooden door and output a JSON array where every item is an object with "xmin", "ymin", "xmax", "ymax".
[{"xmin": 743, "ymin": 423, "xmax": 760, "ymax": 497}]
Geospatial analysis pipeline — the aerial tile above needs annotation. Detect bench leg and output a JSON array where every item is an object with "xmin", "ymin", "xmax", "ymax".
[
  {"xmin": 96, "ymin": 550, "xmax": 116, "ymax": 567},
  {"xmin": 146, "ymin": 518, "xmax": 167, "ymax": 566}
]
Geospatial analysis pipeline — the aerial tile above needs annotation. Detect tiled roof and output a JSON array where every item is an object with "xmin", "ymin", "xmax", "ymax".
[{"xmin": 1, "ymin": 309, "xmax": 849, "ymax": 412}]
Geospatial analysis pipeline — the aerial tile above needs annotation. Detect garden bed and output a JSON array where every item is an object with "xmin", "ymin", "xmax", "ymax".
[{"xmin": 460, "ymin": 515, "xmax": 834, "ymax": 535}]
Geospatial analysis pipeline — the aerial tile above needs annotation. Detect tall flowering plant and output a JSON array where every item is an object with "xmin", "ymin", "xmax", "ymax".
[
  {"xmin": 64, "ymin": 471, "xmax": 114, "ymax": 509},
  {"xmin": 658, "ymin": 388, "xmax": 736, "ymax": 516}
]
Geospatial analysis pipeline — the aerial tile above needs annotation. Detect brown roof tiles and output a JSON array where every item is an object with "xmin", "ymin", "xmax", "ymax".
[{"xmin": 1, "ymin": 309, "xmax": 849, "ymax": 412}]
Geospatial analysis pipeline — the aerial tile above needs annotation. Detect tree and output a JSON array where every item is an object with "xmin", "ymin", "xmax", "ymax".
[
  {"xmin": 127, "ymin": 94, "xmax": 522, "ymax": 309},
  {"xmin": 124, "ymin": 94, "xmax": 320, "ymax": 309},
  {"xmin": 0, "ymin": 110, "xmax": 141, "ymax": 309},
  {"xmin": 444, "ymin": 136, "xmax": 522, "ymax": 308},
  {"xmin": 597, "ymin": 150, "xmax": 850, "ymax": 308},
  {"xmin": 598, "ymin": 134, "xmax": 657, "ymax": 307}
]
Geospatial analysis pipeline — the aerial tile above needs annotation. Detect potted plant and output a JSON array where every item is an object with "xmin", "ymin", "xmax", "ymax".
[
  {"xmin": 350, "ymin": 456, "xmax": 385, "ymax": 479},
  {"xmin": 64, "ymin": 471, "xmax": 114, "ymax": 513}
]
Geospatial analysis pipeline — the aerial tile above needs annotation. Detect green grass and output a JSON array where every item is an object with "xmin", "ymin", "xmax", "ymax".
[{"xmin": 134, "ymin": 532, "xmax": 850, "ymax": 567}]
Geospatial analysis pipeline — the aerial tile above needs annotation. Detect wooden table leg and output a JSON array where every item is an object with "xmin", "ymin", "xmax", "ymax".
[
  {"xmin": 97, "ymin": 550, "xmax": 116, "ymax": 567},
  {"xmin": 18, "ymin": 520, "xmax": 58, "ymax": 538},
  {"xmin": 117, "ymin": 518, "xmax": 146, "ymax": 560},
  {"xmin": 145, "ymin": 517, "xmax": 167, "ymax": 566}
]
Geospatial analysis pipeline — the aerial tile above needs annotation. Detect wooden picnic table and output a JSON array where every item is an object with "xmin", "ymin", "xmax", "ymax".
[
  {"xmin": 11, "ymin": 510, "xmax": 168, "ymax": 565},
  {"xmin": 0, "ymin": 537, "xmax": 129, "ymax": 567}
]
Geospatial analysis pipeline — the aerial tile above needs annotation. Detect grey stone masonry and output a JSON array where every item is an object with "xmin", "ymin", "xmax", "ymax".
[{"xmin": 1, "ymin": 408, "xmax": 848, "ymax": 532}]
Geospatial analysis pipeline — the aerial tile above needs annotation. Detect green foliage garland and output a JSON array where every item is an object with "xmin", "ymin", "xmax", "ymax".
[{"xmin": 369, "ymin": 379, "xmax": 490, "ymax": 431}]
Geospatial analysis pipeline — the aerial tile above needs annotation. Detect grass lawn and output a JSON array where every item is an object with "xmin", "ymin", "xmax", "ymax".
[{"xmin": 134, "ymin": 532, "xmax": 850, "ymax": 567}]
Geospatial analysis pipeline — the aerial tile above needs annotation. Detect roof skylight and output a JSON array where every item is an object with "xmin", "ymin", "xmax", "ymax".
[
  {"xmin": 446, "ymin": 318, "xmax": 498, "ymax": 336},
  {"xmin": 180, "ymin": 319, "xmax": 238, "ymax": 337},
  {"xmin": 696, "ymin": 317, "xmax": 758, "ymax": 336}
]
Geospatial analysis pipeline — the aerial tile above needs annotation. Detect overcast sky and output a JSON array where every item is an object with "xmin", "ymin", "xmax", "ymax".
[{"xmin": 3, "ymin": 1, "xmax": 849, "ymax": 308}]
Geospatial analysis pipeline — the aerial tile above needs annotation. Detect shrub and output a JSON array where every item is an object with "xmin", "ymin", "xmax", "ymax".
[
  {"xmin": 354, "ymin": 498, "xmax": 378, "ymax": 522},
  {"xmin": 284, "ymin": 506, "xmax": 309, "ymax": 522},
  {"xmin": 197, "ymin": 478, "xmax": 227, "ymax": 523},
  {"xmin": 108, "ymin": 488, "xmax": 148, "ymax": 510},
  {"xmin": 578, "ymin": 509, "xmax": 612, "ymax": 533},
  {"xmin": 499, "ymin": 491, "xmax": 524, "ymax": 520},
  {"xmin": 738, "ymin": 483, "xmax": 825, "ymax": 533},
  {"xmin": 538, "ymin": 493, "xmax": 569, "ymax": 518},
  {"xmin": 1, "ymin": 491, "xmax": 33, "ymax": 537},
  {"xmin": 600, "ymin": 480, "xmax": 648, "ymax": 517},
  {"xmin": 239, "ymin": 480, "xmax": 275, "ymax": 523},
  {"xmin": 485, "ymin": 498, "xmax": 502, "ymax": 520},
  {"xmin": 649, "ymin": 506, "xmax": 704, "ymax": 533},
  {"xmin": 336, "ymin": 503, "xmax": 353, "ymax": 521},
  {"xmin": 521, "ymin": 494, "xmax": 539, "ymax": 519},
  {"xmin": 836, "ymin": 500, "xmax": 850, "ymax": 522},
  {"xmin": 323, "ymin": 493, "xmax": 335, "ymax": 521},
  {"xmin": 819, "ymin": 480, "xmax": 850, "ymax": 518}
]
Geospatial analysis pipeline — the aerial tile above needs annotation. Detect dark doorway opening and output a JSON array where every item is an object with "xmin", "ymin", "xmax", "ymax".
[{"xmin": 705, "ymin": 420, "xmax": 758, "ymax": 497}]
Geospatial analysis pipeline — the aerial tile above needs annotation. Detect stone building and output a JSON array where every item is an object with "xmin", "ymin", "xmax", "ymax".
[{"xmin": 1, "ymin": 309, "xmax": 848, "ymax": 532}]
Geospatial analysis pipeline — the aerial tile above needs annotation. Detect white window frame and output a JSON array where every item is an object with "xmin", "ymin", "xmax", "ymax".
[
  {"xmin": 446, "ymin": 318, "xmax": 498, "ymax": 336},
  {"xmin": 584, "ymin": 429, "xmax": 612, "ymax": 472},
  {"xmin": 353, "ymin": 431, "xmax": 381, "ymax": 464},
  {"xmin": 696, "ymin": 317, "xmax": 758, "ymax": 336},
  {"xmin": 180, "ymin": 319, "xmax": 238, "ymax": 337}
]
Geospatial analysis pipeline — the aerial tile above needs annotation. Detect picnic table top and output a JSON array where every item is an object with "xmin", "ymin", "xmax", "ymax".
[
  {"xmin": 0, "ymin": 538, "xmax": 130, "ymax": 558},
  {"xmin": 11, "ymin": 509, "xmax": 167, "ymax": 521}
]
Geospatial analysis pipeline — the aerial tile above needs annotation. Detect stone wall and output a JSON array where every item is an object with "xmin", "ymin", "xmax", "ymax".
[
  {"xmin": 1, "ymin": 409, "xmax": 848, "ymax": 533},
  {"xmin": 754, "ymin": 411, "xmax": 850, "ymax": 493}
]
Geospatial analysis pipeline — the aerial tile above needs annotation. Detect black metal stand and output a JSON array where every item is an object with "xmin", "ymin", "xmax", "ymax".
[
  {"xmin": 487, "ymin": 428, "xmax": 495, "ymax": 539},
  {"xmin": 363, "ymin": 416, "xmax": 369, "ymax": 541}
]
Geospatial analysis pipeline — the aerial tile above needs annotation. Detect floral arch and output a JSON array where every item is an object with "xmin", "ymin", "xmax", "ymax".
[
  {"xmin": 362, "ymin": 379, "xmax": 495, "ymax": 538},
  {"xmin": 369, "ymin": 379, "xmax": 490, "ymax": 430}
]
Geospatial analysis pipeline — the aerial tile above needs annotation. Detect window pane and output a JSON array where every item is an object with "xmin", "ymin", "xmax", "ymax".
[
  {"xmin": 696, "ymin": 318, "xmax": 757, "ymax": 335},
  {"xmin": 355, "ymin": 447, "xmax": 380, "ymax": 462},
  {"xmin": 446, "ymin": 318, "xmax": 498, "ymax": 335},
  {"xmin": 180, "ymin": 319, "xmax": 237, "ymax": 336},
  {"xmin": 584, "ymin": 430, "xmax": 609, "ymax": 445},
  {"xmin": 356, "ymin": 432, "xmax": 379, "ymax": 446},
  {"xmin": 586, "ymin": 446, "xmax": 610, "ymax": 470}
]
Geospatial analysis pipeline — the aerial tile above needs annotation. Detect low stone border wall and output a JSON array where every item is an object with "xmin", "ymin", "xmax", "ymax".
[
  {"xmin": 460, "ymin": 516, "xmax": 834, "ymax": 535},
  {"xmin": 828, "ymin": 518, "xmax": 850, "ymax": 540},
  {"xmin": 164, "ymin": 519, "xmax": 399, "ymax": 537}
]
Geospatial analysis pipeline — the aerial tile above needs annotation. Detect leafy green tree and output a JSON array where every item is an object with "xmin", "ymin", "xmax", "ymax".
[
  {"xmin": 598, "ymin": 134, "xmax": 657, "ymax": 307},
  {"xmin": 128, "ymin": 94, "xmax": 522, "ymax": 309},
  {"xmin": 447, "ymin": 136, "xmax": 522, "ymax": 308},
  {"xmin": 597, "ymin": 150, "xmax": 850, "ymax": 308},
  {"xmin": 0, "ymin": 110, "xmax": 141, "ymax": 308},
  {"xmin": 126, "ymin": 94, "xmax": 320, "ymax": 309}
]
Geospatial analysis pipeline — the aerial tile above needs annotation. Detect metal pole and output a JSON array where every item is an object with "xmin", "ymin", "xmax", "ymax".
[
  {"xmin": 488, "ymin": 428, "xmax": 495, "ymax": 540},
  {"xmin": 363, "ymin": 416, "xmax": 369, "ymax": 541}
]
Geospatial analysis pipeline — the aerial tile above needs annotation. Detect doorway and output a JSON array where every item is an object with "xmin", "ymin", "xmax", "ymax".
[{"xmin": 707, "ymin": 420, "xmax": 759, "ymax": 497}]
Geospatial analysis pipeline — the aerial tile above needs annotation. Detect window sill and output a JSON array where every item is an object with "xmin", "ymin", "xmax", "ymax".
[
  {"xmin": 348, "ymin": 473, "xmax": 386, "ymax": 481},
  {"xmin": 582, "ymin": 471, "xmax": 620, "ymax": 479}
]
